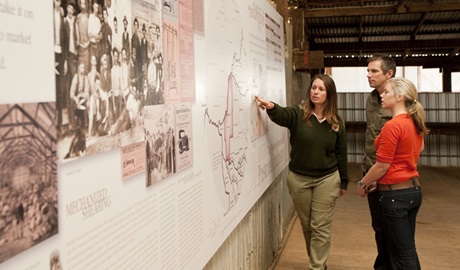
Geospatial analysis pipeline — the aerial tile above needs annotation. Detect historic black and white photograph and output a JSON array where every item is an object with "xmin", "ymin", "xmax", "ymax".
[
  {"xmin": 54, "ymin": 0, "xmax": 164, "ymax": 162},
  {"xmin": 0, "ymin": 103, "xmax": 58, "ymax": 263},
  {"xmin": 144, "ymin": 104, "xmax": 177, "ymax": 187}
]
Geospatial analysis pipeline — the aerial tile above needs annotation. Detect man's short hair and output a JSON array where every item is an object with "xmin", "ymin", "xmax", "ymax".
[{"xmin": 368, "ymin": 54, "xmax": 397, "ymax": 77}]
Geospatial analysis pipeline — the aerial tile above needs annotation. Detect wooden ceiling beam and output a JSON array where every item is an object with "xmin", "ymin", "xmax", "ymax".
[
  {"xmin": 323, "ymin": 57, "xmax": 460, "ymax": 67},
  {"xmin": 405, "ymin": 2, "xmax": 460, "ymax": 13},
  {"xmin": 411, "ymin": 12, "xmax": 428, "ymax": 40},
  {"xmin": 303, "ymin": 2, "xmax": 460, "ymax": 18},
  {"xmin": 311, "ymin": 39, "xmax": 460, "ymax": 52},
  {"xmin": 304, "ymin": 6, "xmax": 395, "ymax": 17}
]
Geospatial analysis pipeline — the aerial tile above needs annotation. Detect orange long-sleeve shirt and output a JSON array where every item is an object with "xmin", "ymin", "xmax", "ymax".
[{"xmin": 375, "ymin": 113, "xmax": 423, "ymax": 185}]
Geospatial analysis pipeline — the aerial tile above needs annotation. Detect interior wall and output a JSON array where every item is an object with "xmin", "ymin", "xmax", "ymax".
[
  {"xmin": 203, "ymin": 9, "xmax": 315, "ymax": 267},
  {"xmin": 203, "ymin": 168, "xmax": 293, "ymax": 270},
  {"xmin": 339, "ymin": 92, "xmax": 460, "ymax": 166},
  {"xmin": 0, "ymin": 1, "xmax": 293, "ymax": 269}
]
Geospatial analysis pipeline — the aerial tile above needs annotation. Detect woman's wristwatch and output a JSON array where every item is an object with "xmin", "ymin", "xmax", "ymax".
[{"xmin": 357, "ymin": 180, "xmax": 366, "ymax": 189}]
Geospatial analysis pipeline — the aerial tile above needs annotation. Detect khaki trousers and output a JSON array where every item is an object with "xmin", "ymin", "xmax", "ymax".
[{"xmin": 287, "ymin": 170, "xmax": 340, "ymax": 270}]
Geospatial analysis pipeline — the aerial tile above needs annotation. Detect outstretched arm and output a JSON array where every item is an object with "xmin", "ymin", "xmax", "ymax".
[{"xmin": 255, "ymin": 96, "xmax": 274, "ymax": 110}]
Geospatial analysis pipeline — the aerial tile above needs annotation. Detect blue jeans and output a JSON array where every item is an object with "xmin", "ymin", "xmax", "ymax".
[
  {"xmin": 368, "ymin": 191, "xmax": 396, "ymax": 270},
  {"xmin": 378, "ymin": 186, "xmax": 422, "ymax": 270},
  {"xmin": 364, "ymin": 169, "xmax": 396, "ymax": 270}
]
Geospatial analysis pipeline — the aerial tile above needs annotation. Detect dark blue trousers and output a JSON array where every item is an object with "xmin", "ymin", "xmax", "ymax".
[{"xmin": 378, "ymin": 186, "xmax": 422, "ymax": 270}]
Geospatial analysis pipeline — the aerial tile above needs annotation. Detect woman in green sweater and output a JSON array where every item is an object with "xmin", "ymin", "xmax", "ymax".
[{"xmin": 256, "ymin": 74, "xmax": 348, "ymax": 270}]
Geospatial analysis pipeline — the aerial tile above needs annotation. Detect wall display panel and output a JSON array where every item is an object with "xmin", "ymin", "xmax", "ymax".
[
  {"xmin": 178, "ymin": 0, "xmax": 196, "ymax": 102},
  {"xmin": 162, "ymin": 18, "xmax": 181, "ymax": 104},
  {"xmin": 55, "ymin": 0, "xmax": 156, "ymax": 163},
  {"xmin": 190, "ymin": 0, "xmax": 288, "ymax": 266},
  {"xmin": 0, "ymin": 103, "xmax": 58, "ymax": 264},
  {"xmin": 0, "ymin": 1, "xmax": 58, "ymax": 266},
  {"xmin": 144, "ymin": 102, "xmax": 192, "ymax": 186},
  {"xmin": 0, "ymin": 0, "xmax": 288, "ymax": 269},
  {"xmin": 0, "ymin": 1, "xmax": 55, "ymax": 103}
]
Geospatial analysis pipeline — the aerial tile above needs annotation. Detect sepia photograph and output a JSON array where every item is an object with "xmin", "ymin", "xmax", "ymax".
[
  {"xmin": 54, "ymin": 0, "xmax": 164, "ymax": 162},
  {"xmin": 144, "ymin": 104, "xmax": 177, "ymax": 187},
  {"xmin": 0, "ymin": 103, "xmax": 58, "ymax": 263}
]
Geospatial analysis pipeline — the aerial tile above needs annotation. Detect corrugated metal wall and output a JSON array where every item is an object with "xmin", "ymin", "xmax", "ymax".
[
  {"xmin": 338, "ymin": 92, "xmax": 460, "ymax": 166},
  {"xmin": 203, "ymin": 168, "xmax": 294, "ymax": 270}
]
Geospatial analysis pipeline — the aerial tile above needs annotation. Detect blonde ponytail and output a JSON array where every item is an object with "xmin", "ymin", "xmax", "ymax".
[
  {"xmin": 389, "ymin": 77, "xmax": 430, "ymax": 135},
  {"xmin": 407, "ymin": 100, "xmax": 429, "ymax": 135}
]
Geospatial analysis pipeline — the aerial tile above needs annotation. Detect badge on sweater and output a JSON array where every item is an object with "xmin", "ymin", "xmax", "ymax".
[{"xmin": 332, "ymin": 124, "xmax": 339, "ymax": 132}]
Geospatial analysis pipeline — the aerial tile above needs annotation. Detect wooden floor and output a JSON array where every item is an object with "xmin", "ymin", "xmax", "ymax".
[{"xmin": 270, "ymin": 163, "xmax": 460, "ymax": 270}]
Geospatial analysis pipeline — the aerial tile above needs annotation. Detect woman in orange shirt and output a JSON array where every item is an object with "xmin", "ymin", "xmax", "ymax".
[{"xmin": 356, "ymin": 77, "xmax": 429, "ymax": 269}]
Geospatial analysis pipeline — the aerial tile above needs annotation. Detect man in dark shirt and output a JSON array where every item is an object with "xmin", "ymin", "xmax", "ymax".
[{"xmin": 363, "ymin": 54, "xmax": 396, "ymax": 270}]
